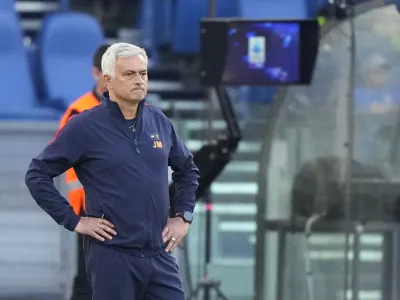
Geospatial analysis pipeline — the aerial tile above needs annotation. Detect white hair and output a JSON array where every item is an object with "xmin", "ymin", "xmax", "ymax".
[{"xmin": 101, "ymin": 42, "xmax": 148, "ymax": 77}]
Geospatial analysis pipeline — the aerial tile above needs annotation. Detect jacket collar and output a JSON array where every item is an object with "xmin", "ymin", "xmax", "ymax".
[{"xmin": 101, "ymin": 92, "xmax": 145, "ymax": 120}]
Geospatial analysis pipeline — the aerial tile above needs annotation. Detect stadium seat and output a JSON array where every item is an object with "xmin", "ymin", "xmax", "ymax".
[
  {"xmin": 239, "ymin": 0, "xmax": 309, "ymax": 18},
  {"xmin": 307, "ymin": 0, "xmax": 330, "ymax": 17},
  {"xmin": 0, "ymin": 11, "xmax": 60, "ymax": 120},
  {"xmin": 138, "ymin": 0, "xmax": 173, "ymax": 50},
  {"xmin": 38, "ymin": 12, "xmax": 104, "ymax": 110},
  {"xmin": 0, "ymin": 0, "xmax": 14, "ymax": 12},
  {"xmin": 171, "ymin": 0, "xmax": 240, "ymax": 54},
  {"xmin": 58, "ymin": 0, "xmax": 71, "ymax": 11}
]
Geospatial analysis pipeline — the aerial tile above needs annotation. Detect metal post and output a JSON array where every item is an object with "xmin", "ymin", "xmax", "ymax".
[
  {"xmin": 351, "ymin": 224, "xmax": 363, "ymax": 300},
  {"xmin": 208, "ymin": 0, "xmax": 216, "ymax": 18},
  {"xmin": 206, "ymin": 0, "xmax": 216, "ymax": 142},
  {"xmin": 275, "ymin": 229, "xmax": 286, "ymax": 300},
  {"xmin": 343, "ymin": 2, "xmax": 357, "ymax": 300}
]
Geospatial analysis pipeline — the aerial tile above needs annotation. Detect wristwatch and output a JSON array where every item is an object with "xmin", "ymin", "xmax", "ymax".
[{"xmin": 175, "ymin": 211, "xmax": 193, "ymax": 224}]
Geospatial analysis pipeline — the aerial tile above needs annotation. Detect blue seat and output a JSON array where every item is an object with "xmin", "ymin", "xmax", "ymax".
[
  {"xmin": 240, "ymin": 0, "xmax": 329, "ymax": 18},
  {"xmin": 307, "ymin": 0, "xmax": 330, "ymax": 17},
  {"xmin": 171, "ymin": 0, "xmax": 240, "ymax": 54},
  {"xmin": 138, "ymin": 0, "xmax": 173, "ymax": 50},
  {"xmin": 0, "ymin": 11, "xmax": 60, "ymax": 120},
  {"xmin": 239, "ymin": 0, "xmax": 309, "ymax": 18},
  {"xmin": 38, "ymin": 12, "xmax": 104, "ymax": 110},
  {"xmin": 0, "ymin": 0, "xmax": 14, "ymax": 12},
  {"xmin": 58, "ymin": 0, "xmax": 71, "ymax": 11}
]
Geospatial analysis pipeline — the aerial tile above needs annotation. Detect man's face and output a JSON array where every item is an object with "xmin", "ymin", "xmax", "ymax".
[
  {"xmin": 105, "ymin": 55, "xmax": 148, "ymax": 102},
  {"xmin": 366, "ymin": 67, "xmax": 388, "ymax": 88}
]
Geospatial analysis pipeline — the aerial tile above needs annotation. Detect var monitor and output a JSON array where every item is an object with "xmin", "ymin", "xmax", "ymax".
[{"xmin": 200, "ymin": 19, "xmax": 319, "ymax": 86}]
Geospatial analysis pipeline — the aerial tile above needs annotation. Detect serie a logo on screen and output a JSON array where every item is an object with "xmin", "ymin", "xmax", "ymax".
[{"xmin": 248, "ymin": 36, "xmax": 266, "ymax": 67}]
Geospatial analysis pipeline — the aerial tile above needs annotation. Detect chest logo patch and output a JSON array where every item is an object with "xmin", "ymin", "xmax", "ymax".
[
  {"xmin": 149, "ymin": 133, "xmax": 160, "ymax": 140},
  {"xmin": 153, "ymin": 141, "xmax": 163, "ymax": 148},
  {"xmin": 150, "ymin": 133, "xmax": 163, "ymax": 148}
]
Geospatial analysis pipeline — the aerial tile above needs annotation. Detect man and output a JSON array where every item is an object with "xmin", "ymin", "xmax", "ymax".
[
  {"xmin": 25, "ymin": 42, "xmax": 199, "ymax": 300},
  {"xmin": 60, "ymin": 43, "xmax": 110, "ymax": 300},
  {"xmin": 355, "ymin": 53, "xmax": 396, "ymax": 166}
]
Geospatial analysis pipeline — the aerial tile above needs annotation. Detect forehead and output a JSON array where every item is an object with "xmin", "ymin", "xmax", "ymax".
[{"xmin": 115, "ymin": 55, "xmax": 147, "ymax": 72}]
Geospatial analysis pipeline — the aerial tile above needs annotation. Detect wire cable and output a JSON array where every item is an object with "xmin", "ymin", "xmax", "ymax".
[{"xmin": 304, "ymin": 213, "xmax": 326, "ymax": 300}]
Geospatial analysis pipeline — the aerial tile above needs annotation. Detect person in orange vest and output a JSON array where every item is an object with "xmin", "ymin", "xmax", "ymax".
[{"xmin": 59, "ymin": 43, "xmax": 110, "ymax": 300}]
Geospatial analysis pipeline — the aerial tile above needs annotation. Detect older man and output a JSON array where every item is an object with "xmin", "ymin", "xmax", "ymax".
[{"xmin": 25, "ymin": 42, "xmax": 200, "ymax": 300}]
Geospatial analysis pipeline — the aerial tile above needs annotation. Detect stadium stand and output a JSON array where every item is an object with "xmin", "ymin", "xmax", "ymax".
[
  {"xmin": 138, "ymin": 0, "xmax": 172, "ymax": 52},
  {"xmin": 0, "ymin": 10, "xmax": 60, "ymax": 120},
  {"xmin": 171, "ymin": 0, "xmax": 240, "ymax": 54},
  {"xmin": 0, "ymin": 0, "xmax": 15, "ymax": 12},
  {"xmin": 37, "ymin": 12, "xmax": 104, "ymax": 110},
  {"xmin": 16, "ymin": 0, "xmax": 59, "ymax": 39},
  {"xmin": 239, "ymin": 0, "xmax": 309, "ymax": 18}
]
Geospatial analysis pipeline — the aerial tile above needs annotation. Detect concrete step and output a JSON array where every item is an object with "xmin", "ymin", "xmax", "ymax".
[
  {"xmin": 0, "ymin": 295, "xmax": 62, "ymax": 300},
  {"xmin": 16, "ymin": 1, "xmax": 57, "ymax": 13},
  {"xmin": 216, "ymin": 161, "xmax": 258, "ymax": 182},
  {"xmin": 210, "ymin": 190, "xmax": 256, "ymax": 204},
  {"xmin": 16, "ymin": 1, "xmax": 58, "ymax": 38},
  {"xmin": 187, "ymin": 140, "xmax": 260, "ymax": 154},
  {"xmin": 189, "ymin": 120, "xmax": 267, "ymax": 141},
  {"xmin": 187, "ymin": 140, "xmax": 261, "ymax": 162}
]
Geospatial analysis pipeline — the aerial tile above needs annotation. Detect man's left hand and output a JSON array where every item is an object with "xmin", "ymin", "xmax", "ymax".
[{"xmin": 162, "ymin": 217, "xmax": 190, "ymax": 252}]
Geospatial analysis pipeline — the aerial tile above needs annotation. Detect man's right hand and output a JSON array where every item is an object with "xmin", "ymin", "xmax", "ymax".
[{"xmin": 74, "ymin": 217, "xmax": 117, "ymax": 241}]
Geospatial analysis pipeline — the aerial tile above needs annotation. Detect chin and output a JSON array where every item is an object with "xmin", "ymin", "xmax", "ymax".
[{"xmin": 130, "ymin": 91, "xmax": 146, "ymax": 101}]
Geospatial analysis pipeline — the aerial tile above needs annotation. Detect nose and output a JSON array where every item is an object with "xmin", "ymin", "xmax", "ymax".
[{"xmin": 133, "ymin": 73, "xmax": 144, "ymax": 83}]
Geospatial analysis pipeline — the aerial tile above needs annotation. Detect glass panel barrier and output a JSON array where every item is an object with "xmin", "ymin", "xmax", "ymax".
[
  {"xmin": 257, "ymin": 4, "xmax": 400, "ymax": 300},
  {"xmin": 260, "ymin": 19, "xmax": 351, "ymax": 299}
]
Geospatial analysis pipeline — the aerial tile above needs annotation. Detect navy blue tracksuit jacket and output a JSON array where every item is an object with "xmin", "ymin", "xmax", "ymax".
[{"xmin": 25, "ymin": 95, "xmax": 200, "ymax": 254}]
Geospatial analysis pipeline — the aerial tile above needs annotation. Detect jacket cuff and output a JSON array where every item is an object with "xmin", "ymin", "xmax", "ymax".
[
  {"xmin": 64, "ymin": 213, "xmax": 81, "ymax": 231},
  {"xmin": 176, "ymin": 203, "xmax": 195, "ymax": 214}
]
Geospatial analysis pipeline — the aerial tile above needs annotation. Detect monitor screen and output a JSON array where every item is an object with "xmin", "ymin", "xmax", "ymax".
[
  {"xmin": 200, "ymin": 19, "xmax": 319, "ymax": 86},
  {"xmin": 222, "ymin": 21, "xmax": 300, "ymax": 85}
]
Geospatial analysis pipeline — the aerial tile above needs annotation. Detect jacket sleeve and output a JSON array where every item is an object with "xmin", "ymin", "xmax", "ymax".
[
  {"xmin": 168, "ymin": 123, "xmax": 200, "ymax": 214},
  {"xmin": 25, "ymin": 115, "xmax": 85, "ymax": 231}
]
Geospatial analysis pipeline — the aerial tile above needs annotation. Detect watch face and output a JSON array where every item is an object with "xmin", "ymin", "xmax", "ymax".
[{"xmin": 183, "ymin": 211, "xmax": 193, "ymax": 222}]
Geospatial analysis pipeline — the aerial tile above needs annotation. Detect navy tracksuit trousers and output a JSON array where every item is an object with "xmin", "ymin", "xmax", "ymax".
[{"xmin": 84, "ymin": 238, "xmax": 185, "ymax": 300}]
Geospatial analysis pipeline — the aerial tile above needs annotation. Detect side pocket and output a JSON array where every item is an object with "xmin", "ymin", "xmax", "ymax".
[{"xmin": 161, "ymin": 251, "xmax": 180, "ymax": 272}]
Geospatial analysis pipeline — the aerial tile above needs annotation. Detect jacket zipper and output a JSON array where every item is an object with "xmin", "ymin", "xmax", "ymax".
[{"xmin": 132, "ymin": 117, "xmax": 140, "ymax": 154}]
